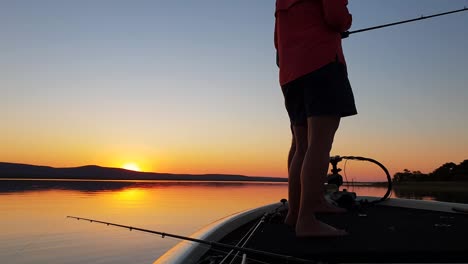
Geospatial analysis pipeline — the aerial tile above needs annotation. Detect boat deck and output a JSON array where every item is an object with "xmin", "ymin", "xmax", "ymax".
[{"xmin": 209, "ymin": 204, "xmax": 468, "ymax": 263}]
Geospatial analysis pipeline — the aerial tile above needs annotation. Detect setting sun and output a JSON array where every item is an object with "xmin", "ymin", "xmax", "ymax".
[{"xmin": 122, "ymin": 163, "xmax": 141, "ymax": 172}]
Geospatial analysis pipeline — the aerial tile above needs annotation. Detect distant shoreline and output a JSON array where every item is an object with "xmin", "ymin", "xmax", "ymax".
[
  {"xmin": 2, "ymin": 178, "xmax": 467, "ymax": 192},
  {"xmin": 344, "ymin": 181, "xmax": 468, "ymax": 189},
  {"xmin": 2, "ymin": 162, "xmax": 466, "ymax": 186},
  {"xmin": 4, "ymin": 178, "xmax": 465, "ymax": 186},
  {"xmin": 392, "ymin": 181, "xmax": 468, "ymax": 191},
  {"xmin": 0, "ymin": 178, "xmax": 288, "ymax": 184},
  {"xmin": 393, "ymin": 181, "xmax": 468, "ymax": 185}
]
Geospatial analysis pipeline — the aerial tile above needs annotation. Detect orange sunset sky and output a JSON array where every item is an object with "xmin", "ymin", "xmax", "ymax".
[{"xmin": 2, "ymin": 1, "xmax": 467, "ymax": 181}]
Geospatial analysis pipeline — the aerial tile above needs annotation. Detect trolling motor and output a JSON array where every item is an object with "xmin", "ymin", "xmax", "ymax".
[
  {"xmin": 326, "ymin": 155, "xmax": 393, "ymax": 209},
  {"xmin": 327, "ymin": 156, "xmax": 344, "ymax": 187},
  {"xmin": 326, "ymin": 156, "xmax": 357, "ymax": 209}
]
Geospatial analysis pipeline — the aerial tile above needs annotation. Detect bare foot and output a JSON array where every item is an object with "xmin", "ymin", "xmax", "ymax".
[{"xmin": 296, "ymin": 218, "xmax": 348, "ymax": 237}]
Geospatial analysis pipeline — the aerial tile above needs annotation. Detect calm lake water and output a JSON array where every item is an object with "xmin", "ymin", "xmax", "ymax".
[{"xmin": 1, "ymin": 179, "xmax": 467, "ymax": 264}]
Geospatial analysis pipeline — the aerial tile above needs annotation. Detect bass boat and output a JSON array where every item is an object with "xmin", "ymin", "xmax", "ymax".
[{"xmin": 154, "ymin": 156, "xmax": 468, "ymax": 264}]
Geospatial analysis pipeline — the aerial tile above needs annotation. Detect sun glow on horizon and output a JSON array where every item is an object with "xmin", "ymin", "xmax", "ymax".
[{"xmin": 122, "ymin": 163, "xmax": 141, "ymax": 172}]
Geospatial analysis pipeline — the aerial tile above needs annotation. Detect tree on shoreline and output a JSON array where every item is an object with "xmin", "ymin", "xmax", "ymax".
[{"xmin": 393, "ymin": 160, "xmax": 468, "ymax": 182}]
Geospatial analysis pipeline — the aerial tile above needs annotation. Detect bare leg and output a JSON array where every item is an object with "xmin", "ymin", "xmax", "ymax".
[
  {"xmin": 284, "ymin": 125, "xmax": 305, "ymax": 227},
  {"xmin": 287, "ymin": 126, "xmax": 295, "ymax": 171},
  {"xmin": 295, "ymin": 116, "xmax": 347, "ymax": 237},
  {"xmin": 306, "ymin": 117, "xmax": 346, "ymax": 213}
]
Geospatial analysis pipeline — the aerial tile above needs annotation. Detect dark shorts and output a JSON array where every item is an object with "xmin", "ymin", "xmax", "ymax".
[{"xmin": 282, "ymin": 61, "xmax": 357, "ymax": 126}]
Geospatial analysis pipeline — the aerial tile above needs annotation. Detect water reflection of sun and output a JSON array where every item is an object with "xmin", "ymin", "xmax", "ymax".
[
  {"xmin": 122, "ymin": 163, "xmax": 141, "ymax": 172},
  {"xmin": 114, "ymin": 188, "xmax": 147, "ymax": 202}
]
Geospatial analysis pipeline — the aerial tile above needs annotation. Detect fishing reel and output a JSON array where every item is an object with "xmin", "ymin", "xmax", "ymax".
[{"xmin": 326, "ymin": 156, "xmax": 357, "ymax": 210}]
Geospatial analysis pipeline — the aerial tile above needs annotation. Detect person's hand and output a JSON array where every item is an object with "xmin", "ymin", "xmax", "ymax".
[
  {"xmin": 276, "ymin": 52, "xmax": 280, "ymax": 68},
  {"xmin": 341, "ymin": 31, "xmax": 350, "ymax": 39}
]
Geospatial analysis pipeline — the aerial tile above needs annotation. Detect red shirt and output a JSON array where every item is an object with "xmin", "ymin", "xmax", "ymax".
[{"xmin": 275, "ymin": 0, "xmax": 352, "ymax": 85}]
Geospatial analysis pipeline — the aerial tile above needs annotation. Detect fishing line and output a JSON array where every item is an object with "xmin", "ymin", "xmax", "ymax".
[
  {"xmin": 171, "ymin": 238, "xmax": 270, "ymax": 264},
  {"xmin": 199, "ymin": 203, "xmax": 288, "ymax": 264},
  {"xmin": 226, "ymin": 213, "xmax": 268, "ymax": 264},
  {"xmin": 178, "ymin": 202, "xmax": 288, "ymax": 264},
  {"xmin": 219, "ymin": 213, "xmax": 266, "ymax": 264},
  {"xmin": 220, "ymin": 216, "xmax": 265, "ymax": 264},
  {"xmin": 162, "ymin": 236, "xmax": 272, "ymax": 264}
]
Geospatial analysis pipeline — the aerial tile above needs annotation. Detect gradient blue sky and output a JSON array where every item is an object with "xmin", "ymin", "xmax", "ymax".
[{"xmin": 1, "ymin": 0, "xmax": 468, "ymax": 180}]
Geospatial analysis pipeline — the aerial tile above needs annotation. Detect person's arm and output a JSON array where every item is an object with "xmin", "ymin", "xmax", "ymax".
[
  {"xmin": 321, "ymin": 0, "xmax": 352, "ymax": 33},
  {"xmin": 274, "ymin": 17, "xmax": 280, "ymax": 67},
  {"xmin": 274, "ymin": 17, "xmax": 278, "ymax": 50}
]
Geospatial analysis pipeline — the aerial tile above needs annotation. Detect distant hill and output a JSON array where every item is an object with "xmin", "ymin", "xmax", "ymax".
[{"xmin": 0, "ymin": 162, "xmax": 287, "ymax": 182}]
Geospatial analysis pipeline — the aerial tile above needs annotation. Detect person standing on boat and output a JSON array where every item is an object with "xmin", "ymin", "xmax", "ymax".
[{"xmin": 275, "ymin": 0, "xmax": 357, "ymax": 237}]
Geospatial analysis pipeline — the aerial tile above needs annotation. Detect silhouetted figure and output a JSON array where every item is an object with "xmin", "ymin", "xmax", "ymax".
[{"xmin": 275, "ymin": 0, "xmax": 357, "ymax": 237}]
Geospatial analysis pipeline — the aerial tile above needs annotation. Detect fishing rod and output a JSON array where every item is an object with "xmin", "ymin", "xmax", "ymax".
[
  {"xmin": 67, "ymin": 215, "xmax": 315, "ymax": 263},
  {"xmin": 223, "ymin": 213, "xmax": 269, "ymax": 264},
  {"xmin": 218, "ymin": 213, "xmax": 267, "ymax": 264},
  {"xmin": 342, "ymin": 6, "xmax": 468, "ymax": 38}
]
